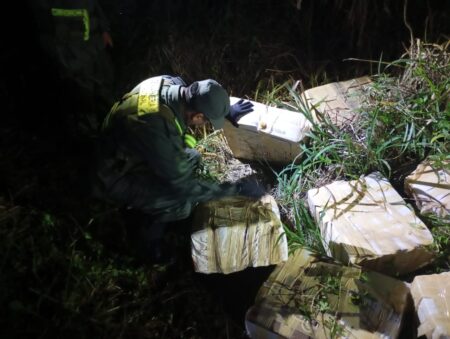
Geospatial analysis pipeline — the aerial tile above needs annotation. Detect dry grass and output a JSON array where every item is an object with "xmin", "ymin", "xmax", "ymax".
[{"xmin": 195, "ymin": 129, "xmax": 255, "ymax": 184}]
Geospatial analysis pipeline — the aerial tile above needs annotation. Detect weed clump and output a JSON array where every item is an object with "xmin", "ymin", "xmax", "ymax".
[{"xmin": 272, "ymin": 40, "xmax": 449, "ymax": 257}]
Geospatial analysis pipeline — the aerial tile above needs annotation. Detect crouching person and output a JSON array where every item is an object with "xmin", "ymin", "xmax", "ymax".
[{"xmin": 92, "ymin": 75, "xmax": 263, "ymax": 265}]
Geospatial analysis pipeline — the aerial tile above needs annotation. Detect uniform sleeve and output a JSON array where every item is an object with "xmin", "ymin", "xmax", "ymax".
[
  {"xmin": 161, "ymin": 75, "xmax": 186, "ymax": 86},
  {"xmin": 122, "ymin": 114, "xmax": 237, "ymax": 204}
]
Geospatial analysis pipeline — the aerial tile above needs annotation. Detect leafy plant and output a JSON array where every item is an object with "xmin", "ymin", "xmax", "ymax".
[
  {"xmin": 282, "ymin": 199, "xmax": 326, "ymax": 256},
  {"xmin": 422, "ymin": 214, "xmax": 450, "ymax": 272},
  {"xmin": 271, "ymin": 40, "xmax": 449, "ymax": 255}
]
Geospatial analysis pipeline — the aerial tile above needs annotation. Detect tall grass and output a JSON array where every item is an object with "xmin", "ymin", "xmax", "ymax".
[
  {"xmin": 270, "ymin": 40, "xmax": 449, "ymax": 254},
  {"xmin": 109, "ymin": 0, "xmax": 449, "ymax": 97},
  {"xmin": 275, "ymin": 40, "xmax": 449, "ymax": 203},
  {"xmin": 282, "ymin": 199, "xmax": 327, "ymax": 255},
  {"xmin": 8, "ymin": 1, "xmax": 449, "ymax": 336}
]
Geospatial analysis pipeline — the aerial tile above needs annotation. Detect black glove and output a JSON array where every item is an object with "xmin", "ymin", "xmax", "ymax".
[
  {"xmin": 235, "ymin": 177, "xmax": 266, "ymax": 199},
  {"xmin": 226, "ymin": 99, "xmax": 254, "ymax": 127}
]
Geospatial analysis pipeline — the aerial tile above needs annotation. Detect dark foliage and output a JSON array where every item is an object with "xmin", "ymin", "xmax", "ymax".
[{"xmin": 1, "ymin": 0, "xmax": 448, "ymax": 337}]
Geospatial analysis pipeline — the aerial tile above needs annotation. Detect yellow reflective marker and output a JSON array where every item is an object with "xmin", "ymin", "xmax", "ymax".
[
  {"xmin": 138, "ymin": 76, "xmax": 163, "ymax": 116},
  {"xmin": 51, "ymin": 8, "xmax": 90, "ymax": 41}
]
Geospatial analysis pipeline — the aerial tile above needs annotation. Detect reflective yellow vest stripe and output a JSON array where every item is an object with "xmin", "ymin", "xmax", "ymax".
[
  {"xmin": 136, "ymin": 76, "xmax": 197, "ymax": 148},
  {"xmin": 51, "ymin": 8, "xmax": 90, "ymax": 41},
  {"xmin": 173, "ymin": 117, "xmax": 183, "ymax": 135},
  {"xmin": 137, "ymin": 76, "xmax": 163, "ymax": 116},
  {"xmin": 173, "ymin": 115, "xmax": 197, "ymax": 148}
]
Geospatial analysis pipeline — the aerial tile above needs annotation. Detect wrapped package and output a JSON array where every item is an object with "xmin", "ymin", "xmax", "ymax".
[
  {"xmin": 307, "ymin": 172, "xmax": 434, "ymax": 276},
  {"xmin": 410, "ymin": 272, "xmax": 450, "ymax": 339},
  {"xmin": 405, "ymin": 160, "xmax": 450, "ymax": 220},
  {"xmin": 303, "ymin": 76, "xmax": 371, "ymax": 126},
  {"xmin": 223, "ymin": 96, "xmax": 312, "ymax": 164},
  {"xmin": 191, "ymin": 195, "xmax": 288, "ymax": 274},
  {"xmin": 223, "ymin": 77, "xmax": 370, "ymax": 163},
  {"xmin": 246, "ymin": 248, "xmax": 410, "ymax": 339}
]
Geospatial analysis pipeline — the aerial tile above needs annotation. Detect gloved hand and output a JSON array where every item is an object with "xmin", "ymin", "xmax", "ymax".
[
  {"xmin": 235, "ymin": 177, "xmax": 266, "ymax": 199},
  {"xmin": 226, "ymin": 99, "xmax": 254, "ymax": 127}
]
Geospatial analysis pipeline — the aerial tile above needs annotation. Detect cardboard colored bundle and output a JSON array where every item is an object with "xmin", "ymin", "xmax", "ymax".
[
  {"xmin": 405, "ymin": 160, "xmax": 450, "ymax": 220},
  {"xmin": 411, "ymin": 271, "xmax": 450, "ymax": 339},
  {"xmin": 191, "ymin": 195, "xmax": 288, "ymax": 274},
  {"xmin": 307, "ymin": 172, "xmax": 434, "ymax": 276},
  {"xmin": 245, "ymin": 248, "xmax": 410, "ymax": 339},
  {"xmin": 222, "ymin": 96, "xmax": 312, "ymax": 164},
  {"xmin": 303, "ymin": 76, "xmax": 371, "ymax": 126}
]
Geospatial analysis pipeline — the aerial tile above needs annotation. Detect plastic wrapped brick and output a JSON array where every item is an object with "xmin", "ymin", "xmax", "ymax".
[
  {"xmin": 307, "ymin": 172, "xmax": 434, "ymax": 276},
  {"xmin": 411, "ymin": 272, "xmax": 450, "ymax": 339},
  {"xmin": 405, "ymin": 160, "xmax": 450, "ymax": 220},
  {"xmin": 302, "ymin": 76, "xmax": 371, "ymax": 126},
  {"xmin": 246, "ymin": 248, "xmax": 410, "ymax": 339},
  {"xmin": 223, "ymin": 96, "xmax": 312, "ymax": 164},
  {"xmin": 191, "ymin": 195, "xmax": 288, "ymax": 274}
]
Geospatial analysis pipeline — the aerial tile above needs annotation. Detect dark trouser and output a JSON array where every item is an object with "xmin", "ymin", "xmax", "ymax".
[
  {"xmin": 103, "ymin": 148, "xmax": 202, "ymax": 223},
  {"xmin": 122, "ymin": 208, "xmax": 168, "ymax": 263},
  {"xmin": 96, "ymin": 148, "xmax": 202, "ymax": 262}
]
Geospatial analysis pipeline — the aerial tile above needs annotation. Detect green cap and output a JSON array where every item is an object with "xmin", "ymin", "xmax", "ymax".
[{"xmin": 190, "ymin": 80, "xmax": 230, "ymax": 129}]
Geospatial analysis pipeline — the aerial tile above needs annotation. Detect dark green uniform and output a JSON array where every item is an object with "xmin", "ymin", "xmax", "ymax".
[
  {"xmin": 94, "ymin": 76, "xmax": 237, "ymax": 222},
  {"xmin": 31, "ymin": 0, "xmax": 114, "ymax": 129}
]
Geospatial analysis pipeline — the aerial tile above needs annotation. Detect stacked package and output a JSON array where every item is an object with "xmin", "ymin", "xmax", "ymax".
[
  {"xmin": 223, "ymin": 96, "xmax": 312, "ymax": 163},
  {"xmin": 405, "ymin": 160, "xmax": 450, "ymax": 220},
  {"xmin": 191, "ymin": 195, "xmax": 288, "ymax": 274},
  {"xmin": 302, "ymin": 76, "xmax": 371, "ymax": 126},
  {"xmin": 307, "ymin": 172, "xmax": 434, "ymax": 275},
  {"xmin": 411, "ymin": 272, "xmax": 450, "ymax": 339},
  {"xmin": 223, "ymin": 77, "xmax": 370, "ymax": 163},
  {"xmin": 245, "ymin": 248, "xmax": 410, "ymax": 338}
]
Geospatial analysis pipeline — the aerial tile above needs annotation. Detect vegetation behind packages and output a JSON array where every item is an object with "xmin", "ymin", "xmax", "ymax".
[{"xmin": 1, "ymin": 1, "xmax": 449, "ymax": 338}]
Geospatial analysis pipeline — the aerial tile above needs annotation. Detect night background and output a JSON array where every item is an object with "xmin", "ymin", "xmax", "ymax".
[{"xmin": 1, "ymin": 0, "xmax": 449, "ymax": 338}]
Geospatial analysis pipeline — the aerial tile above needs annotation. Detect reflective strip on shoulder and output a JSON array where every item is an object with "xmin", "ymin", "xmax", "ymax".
[
  {"xmin": 174, "ymin": 116, "xmax": 196, "ymax": 148},
  {"xmin": 173, "ymin": 117, "xmax": 183, "ymax": 135},
  {"xmin": 137, "ymin": 76, "xmax": 163, "ymax": 116},
  {"xmin": 51, "ymin": 8, "xmax": 90, "ymax": 41}
]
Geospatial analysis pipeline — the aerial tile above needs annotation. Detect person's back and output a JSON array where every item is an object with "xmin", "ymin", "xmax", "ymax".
[
  {"xmin": 95, "ymin": 76, "xmax": 231, "ymax": 219},
  {"xmin": 93, "ymin": 75, "xmax": 264, "ymax": 264},
  {"xmin": 31, "ymin": 0, "xmax": 115, "ymax": 135}
]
